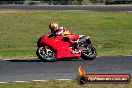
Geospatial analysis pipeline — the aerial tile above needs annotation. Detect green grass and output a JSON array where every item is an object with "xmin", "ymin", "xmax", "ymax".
[
  {"xmin": 0, "ymin": 80, "xmax": 132, "ymax": 88},
  {"xmin": 0, "ymin": 10, "xmax": 132, "ymax": 59}
]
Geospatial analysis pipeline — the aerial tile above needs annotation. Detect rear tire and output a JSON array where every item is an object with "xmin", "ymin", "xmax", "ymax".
[
  {"xmin": 81, "ymin": 45, "xmax": 96, "ymax": 60},
  {"xmin": 36, "ymin": 45, "xmax": 56, "ymax": 62}
]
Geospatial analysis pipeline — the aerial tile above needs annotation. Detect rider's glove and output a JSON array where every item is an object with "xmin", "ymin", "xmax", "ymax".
[
  {"xmin": 54, "ymin": 33, "xmax": 58, "ymax": 36},
  {"xmin": 47, "ymin": 34, "xmax": 53, "ymax": 38}
]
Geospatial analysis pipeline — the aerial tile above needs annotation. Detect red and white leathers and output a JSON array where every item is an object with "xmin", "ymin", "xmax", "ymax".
[
  {"xmin": 49, "ymin": 22, "xmax": 78, "ymax": 51},
  {"xmin": 54, "ymin": 27, "xmax": 65, "ymax": 36},
  {"xmin": 56, "ymin": 27, "xmax": 79, "ymax": 51},
  {"xmin": 54, "ymin": 27, "xmax": 77, "ymax": 43}
]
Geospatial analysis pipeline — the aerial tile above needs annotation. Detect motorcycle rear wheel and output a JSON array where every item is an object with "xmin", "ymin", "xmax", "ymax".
[{"xmin": 81, "ymin": 45, "xmax": 96, "ymax": 60}]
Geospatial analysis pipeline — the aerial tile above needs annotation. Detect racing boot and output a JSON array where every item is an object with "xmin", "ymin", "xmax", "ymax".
[{"xmin": 71, "ymin": 49, "xmax": 80, "ymax": 54}]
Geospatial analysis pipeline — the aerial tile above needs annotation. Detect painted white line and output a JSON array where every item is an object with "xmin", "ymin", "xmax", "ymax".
[
  {"xmin": 0, "ymin": 79, "xmax": 73, "ymax": 84},
  {"xmin": 56, "ymin": 79, "xmax": 71, "ymax": 81},
  {"xmin": 13, "ymin": 81, "xmax": 28, "ymax": 83},
  {"xmin": 0, "ymin": 82, "xmax": 7, "ymax": 84},
  {"xmin": 32, "ymin": 80, "xmax": 48, "ymax": 82}
]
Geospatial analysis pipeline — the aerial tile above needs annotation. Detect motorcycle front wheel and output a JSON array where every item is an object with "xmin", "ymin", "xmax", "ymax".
[{"xmin": 36, "ymin": 46, "xmax": 56, "ymax": 62}]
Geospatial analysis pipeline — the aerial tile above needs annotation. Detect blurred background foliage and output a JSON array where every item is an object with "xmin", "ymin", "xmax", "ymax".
[{"xmin": 0, "ymin": 0, "xmax": 112, "ymax": 5}]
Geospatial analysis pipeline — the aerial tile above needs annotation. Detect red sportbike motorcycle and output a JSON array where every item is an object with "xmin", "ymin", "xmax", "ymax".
[{"xmin": 36, "ymin": 32, "xmax": 96, "ymax": 61}]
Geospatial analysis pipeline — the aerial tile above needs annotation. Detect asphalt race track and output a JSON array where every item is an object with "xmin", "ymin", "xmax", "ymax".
[
  {"xmin": 0, "ymin": 5, "xmax": 132, "ymax": 11},
  {"xmin": 0, "ymin": 56, "xmax": 132, "ymax": 82}
]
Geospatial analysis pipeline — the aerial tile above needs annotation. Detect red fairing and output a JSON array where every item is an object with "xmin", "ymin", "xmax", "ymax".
[
  {"xmin": 38, "ymin": 34, "xmax": 81, "ymax": 59},
  {"xmin": 64, "ymin": 33, "xmax": 78, "ymax": 44}
]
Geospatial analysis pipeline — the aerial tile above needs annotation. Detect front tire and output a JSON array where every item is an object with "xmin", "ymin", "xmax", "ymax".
[
  {"xmin": 81, "ymin": 45, "xmax": 96, "ymax": 60},
  {"xmin": 36, "ymin": 46, "xmax": 56, "ymax": 62}
]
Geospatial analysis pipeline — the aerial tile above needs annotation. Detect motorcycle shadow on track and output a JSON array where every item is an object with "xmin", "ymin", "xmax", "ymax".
[{"xmin": 6, "ymin": 58, "xmax": 87, "ymax": 62}]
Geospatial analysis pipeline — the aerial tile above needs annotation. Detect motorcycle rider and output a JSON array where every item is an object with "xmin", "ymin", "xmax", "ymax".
[
  {"xmin": 49, "ymin": 22, "xmax": 65, "ymax": 37},
  {"xmin": 48, "ymin": 22, "xmax": 80, "ymax": 54}
]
